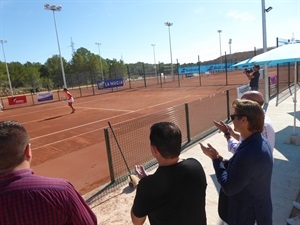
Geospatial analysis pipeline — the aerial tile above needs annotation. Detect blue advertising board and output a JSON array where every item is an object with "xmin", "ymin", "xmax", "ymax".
[
  {"xmin": 37, "ymin": 92, "xmax": 54, "ymax": 102},
  {"xmin": 97, "ymin": 78, "xmax": 124, "ymax": 89},
  {"xmin": 178, "ymin": 63, "xmax": 234, "ymax": 75}
]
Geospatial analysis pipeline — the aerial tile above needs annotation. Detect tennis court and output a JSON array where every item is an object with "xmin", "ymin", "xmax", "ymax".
[{"xmin": 1, "ymin": 71, "xmax": 251, "ymax": 194}]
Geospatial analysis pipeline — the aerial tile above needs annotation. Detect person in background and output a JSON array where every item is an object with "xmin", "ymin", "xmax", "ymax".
[
  {"xmin": 131, "ymin": 122, "xmax": 207, "ymax": 225},
  {"xmin": 245, "ymin": 64, "xmax": 260, "ymax": 91},
  {"xmin": 286, "ymin": 201, "xmax": 300, "ymax": 225},
  {"xmin": 200, "ymin": 99, "xmax": 273, "ymax": 225},
  {"xmin": 63, "ymin": 88, "xmax": 76, "ymax": 114},
  {"xmin": 214, "ymin": 90, "xmax": 275, "ymax": 154},
  {"xmin": 0, "ymin": 121, "xmax": 97, "ymax": 225}
]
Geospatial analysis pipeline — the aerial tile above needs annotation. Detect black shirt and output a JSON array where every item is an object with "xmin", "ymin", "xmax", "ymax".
[{"xmin": 132, "ymin": 158, "xmax": 207, "ymax": 225}]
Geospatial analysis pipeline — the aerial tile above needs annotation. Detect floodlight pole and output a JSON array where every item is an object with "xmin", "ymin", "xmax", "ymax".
[
  {"xmin": 261, "ymin": 0, "xmax": 272, "ymax": 103},
  {"xmin": 44, "ymin": 3, "xmax": 67, "ymax": 88},
  {"xmin": 95, "ymin": 42, "xmax": 104, "ymax": 81},
  {"xmin": 165, "ymin": 22, "xmax": 174, "ymax": 80},
  {"xmin": 228, "ymin": 38, "xmax": 232, "ymax": 70},
  {"xmin": 151, "ymin": 44, "xmax": 158, "ymax": 80},
  {"xmin": 217, "ymin": 30, "xmax": 222, "ymax": 70},
  {"xmin": 0, "ymin": 40, "xmax": 13, "ymax": 96}
]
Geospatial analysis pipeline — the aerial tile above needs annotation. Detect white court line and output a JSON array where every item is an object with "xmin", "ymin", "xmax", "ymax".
[
  {"xmin": 32, "ymin": 126, "xmax": 105, "ymax": 150},
  {"xmin": 78, "ymin": 106, "xmax": 133, "ymax": 112},
  {"xmin": 3, "ymin": 94, "xmax": 116, "ymax": 119},
  {"xmin": 17, "ymin": 107, "xmax": 133, "ymax": 125},
  {"xmin": 30, "ymin": 95, "xmax": 191, "ymax": 149}
]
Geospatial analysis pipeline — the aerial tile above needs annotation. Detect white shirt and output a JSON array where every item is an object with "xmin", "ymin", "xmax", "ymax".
[{"xmin": 227, "ymin": 114, "xmax": 275, "ymax": 154}]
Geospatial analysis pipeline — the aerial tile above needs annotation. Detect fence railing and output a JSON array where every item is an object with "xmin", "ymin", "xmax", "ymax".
[
  {"xmin": 86, "ymin": 63, "xmax": 299, "ymax": 206},
  {"xmin": 1, "ymin": 63, "xmax": 298, "ymax": 111},
  {"xmin": 86, "ymin": 89, "xmax": 238, "ymax": 206}
]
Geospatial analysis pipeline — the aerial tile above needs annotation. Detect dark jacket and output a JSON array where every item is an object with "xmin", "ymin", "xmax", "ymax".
[{"xmin": 213, "ymin": 132, "xmax": 273, "ymax": 225}]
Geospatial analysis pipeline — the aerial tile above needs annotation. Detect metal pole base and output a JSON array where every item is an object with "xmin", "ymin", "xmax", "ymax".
[{"xmin": 285, "ymin": 134, "xmax": 300, "ymax": 145}]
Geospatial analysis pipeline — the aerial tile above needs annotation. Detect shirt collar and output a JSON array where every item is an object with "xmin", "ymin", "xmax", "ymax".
[{"xmin": 0, "ymin": 169, "xmax": 34, "ymax": 186}]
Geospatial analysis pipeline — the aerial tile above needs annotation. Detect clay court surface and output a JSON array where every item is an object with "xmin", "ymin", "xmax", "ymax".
[{"xmin": 1, "ymin": 71, "xmax": 254, "ymax": 195}]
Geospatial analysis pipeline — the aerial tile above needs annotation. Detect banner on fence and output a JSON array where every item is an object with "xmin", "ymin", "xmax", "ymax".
[
  {"xmin": 97, "ymin": 78, "xmax": 124, "ymax": 89},
  {"xmin": 237, "ymin": 84, "xmax": 250, "ymax": 99},
  {"xmin": 8, "ymin": 96, "xmax": 27, "ymax": 105},
  {"xmin": 270, "ymin": 74, "xmax": 277, "ymax": 86},
  {"xmin": 37, "ymin": 92, "xmax": 54, "ymax": 102},
  {"xmin": 269, "ymin": 74, "xmax": 277, "ymax": 97}
]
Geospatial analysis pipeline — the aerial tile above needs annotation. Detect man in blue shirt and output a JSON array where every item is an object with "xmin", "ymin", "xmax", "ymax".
[{"xmin": 200, "ymin": 99, "xmax": 273, "ymax": 225}]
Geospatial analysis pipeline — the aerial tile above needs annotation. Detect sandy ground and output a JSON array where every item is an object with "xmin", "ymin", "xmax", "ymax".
[
  {"xmin": 85, "ymin": 142, "xmax": 233, "ymax": 225},
  {"xmin": 87, "ymin": 172, "xmax": 155, "ymax": 225}
]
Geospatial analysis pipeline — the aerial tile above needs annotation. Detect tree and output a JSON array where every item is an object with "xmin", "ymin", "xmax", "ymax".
[
  {"xmin": 106, "ymin": 58, "xmax": 127, "ymax": 79},
  {"xmin": 45, "ymin": 55, "xmax": 67, "ymax": 88}
]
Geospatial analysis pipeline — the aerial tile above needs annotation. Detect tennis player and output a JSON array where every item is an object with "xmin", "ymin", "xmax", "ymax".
[{"xmin": 63, "ymin": 88, "xmax": 76, "ymax": 113}]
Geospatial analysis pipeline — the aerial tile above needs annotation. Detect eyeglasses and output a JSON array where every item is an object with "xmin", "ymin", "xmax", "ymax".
[{"xmin": 230, "ymin": 114, "xmax": 243, "ymax": 121}]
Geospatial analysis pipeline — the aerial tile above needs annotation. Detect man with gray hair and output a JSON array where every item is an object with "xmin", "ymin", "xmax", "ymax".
[{"xmin": 214, "ymin": 90, "xmax": 275, "ymax": 154}]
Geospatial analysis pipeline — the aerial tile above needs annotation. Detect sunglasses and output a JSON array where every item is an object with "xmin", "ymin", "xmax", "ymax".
[{"xmin": 230, "ymin": 114, "xmax": 243, "ymax": 121}]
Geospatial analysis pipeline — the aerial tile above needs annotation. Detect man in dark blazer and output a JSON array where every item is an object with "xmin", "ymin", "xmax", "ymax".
[{"xmin": 200, "ymin": 99, "xmax": 273, "ymax": 225}]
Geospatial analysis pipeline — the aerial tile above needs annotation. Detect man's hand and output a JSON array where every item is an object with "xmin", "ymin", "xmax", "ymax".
[
  {"xmin": 199, "ymin": 143, "xmax": 221, "ymax": 160},
  {"xmin": 135, "ymin": 165, "xmax": 148, "ymax": 179},
  {"xmin": 213, "ymin": 120, "xmax": 230, "ymax": 134},
  {"xmin": 227, "ymin": 125, "xmax": 235, "ymax": 135}
]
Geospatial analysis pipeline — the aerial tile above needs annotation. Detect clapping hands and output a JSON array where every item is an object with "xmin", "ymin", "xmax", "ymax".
[
  {"xmin": 135, "ymin": 165, "xmax": 148, "ymax": 179},
  {"xmin": 199, "ymin": 143, "xmax": 221, "ymax": 160}
]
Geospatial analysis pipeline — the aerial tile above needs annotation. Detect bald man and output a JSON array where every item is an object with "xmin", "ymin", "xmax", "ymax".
[{"xmin": 214, "ymin": 91, "xmax": 275, "ymax": 154}]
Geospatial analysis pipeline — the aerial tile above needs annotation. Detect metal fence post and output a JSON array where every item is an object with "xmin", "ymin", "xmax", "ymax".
[
  {"xmin": 185, "ymin": 103, "xmax": 191, "ymax": 142},
  {"xmin": 104, "ymin": 128, "xmax": 115, "ymax": 184},
  {"xmin": 127, "ymin": 65, "xmax": 132, "ymax": 89},
  {"xmin": 198, "ymin": 55, "xmax": 202, "ymax": 86},
  {"xmin": 143, "ymin": 62, "xmax": 146, "ymax": 88},
  {"xmin": 226, "ymin": 90, "xmax": 230, "ymax": 121},
  {"xmin": 176, "ymin": 59, "xmax": 180, "ymax": 87}
]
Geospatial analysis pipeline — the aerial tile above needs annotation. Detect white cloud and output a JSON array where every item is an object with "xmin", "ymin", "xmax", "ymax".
[{"xmin": 226, "ymin": 10, "xmax": 255, "ymax": 22}]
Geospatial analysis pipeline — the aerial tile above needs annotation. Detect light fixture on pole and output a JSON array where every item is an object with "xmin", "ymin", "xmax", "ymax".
[
  {"xmin": 165, "ymin": 22, "xmax": 174, "ymax": 80},
  {"xmin": 151, "ymin": 44, "xmax": 157, "ymax": 78},
  {"xmin": 261, "ymin": 0, "xmax": 272, "ymax": 103},
  {"xmin": 265, "ymin": 6, "xmax": 273, "ymax": 12},
  {"xmin": 0, "ymin": 40, "xmax": 13, "ymax": 96},
  {"xmin": 44, "ymin": 3, "xmax": 67, "ymax": 88},
  {"xmin": 217, "ymin": 30, "xmax": 222, "ymax": 68},
  {"xmin": 95, "ymin": 42, "xmax": 104, "ymax": 81},
  {"xmin": 228, "ymin": 38, "xmax": 232, "ymax": 69}
]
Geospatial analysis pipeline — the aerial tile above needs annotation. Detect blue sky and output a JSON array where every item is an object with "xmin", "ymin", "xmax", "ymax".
[{"xmin": 0, "ymin": 0, "xmax": 299, "ymax": 65}]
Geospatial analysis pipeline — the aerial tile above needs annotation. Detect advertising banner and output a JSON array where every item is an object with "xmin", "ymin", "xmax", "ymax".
[
  {"xmin": 37, "ymin": 92, "xmax": 54, "ymax": 102},
  {"xmin": 97, "ymin": 78, "xmax": 124, "ymax": 89},
  {"xmin": 8, "ymin": 96, "xmax": 27, "ymax": 105},
  {"xmin": 236, "ymin": 84, "xmax": 250, "ymax": 99}
]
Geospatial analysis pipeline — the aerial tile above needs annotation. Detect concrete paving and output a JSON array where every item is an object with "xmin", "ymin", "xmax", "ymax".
[
  {"xmin": 90, "ymin": 89, "xmax": 300, "ymax": 225},
  {"xmin": 182, "ymin": 89, "xmax": 300, "ymax": 225}
]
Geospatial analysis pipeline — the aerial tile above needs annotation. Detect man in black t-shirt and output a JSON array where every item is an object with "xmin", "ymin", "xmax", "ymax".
[
  {"xmin": 245, "ymin": 64, "xmax": 260, "ymax": 91},
  {"xmin": 131, "ymin": 122, "xmax": 207, "ymax": 225}
]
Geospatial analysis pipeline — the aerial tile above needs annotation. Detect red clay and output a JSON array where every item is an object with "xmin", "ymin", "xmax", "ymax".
[{"xmin": 0, "ymin": 70, "xmax": 270, "ymax": 194}]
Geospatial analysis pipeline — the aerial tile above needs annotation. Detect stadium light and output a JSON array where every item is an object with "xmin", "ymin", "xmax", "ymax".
[
  {"xmin": 217, "ymin": 30, "xmax": 222, "ymax": 69},
  {"xmin": 151, "ymin": 44, "xmax": 157, "ymax": 79},
  {"xmin": 95, "ymin": 42, "xmax": 104, "ymax": 81},
  {"xmin": 265, "ymin": 6, "xmax": 273, "ymax": 12},
  {"xmin": 44, "ymin": 3, "xmax": 67, "ymax": 88},
  {"xmin": 0, "ymin": 40, "xmax": 13, "ymax": 96},
  {"xmin": 228, "ymin": 38, "xmax": 232, "ymax": 69},
  {"xmin": 165, "ymin": 22, "xmax": 174, "ymax": 80},
  {"xmin": 261, "ymin": 0, "xmax": 272, "ymax": 103}
]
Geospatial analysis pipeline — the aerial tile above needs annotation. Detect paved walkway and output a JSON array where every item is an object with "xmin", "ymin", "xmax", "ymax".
[{"xmin": 89, "ymin": 89, "xmax": 300, "ymax": 225}]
